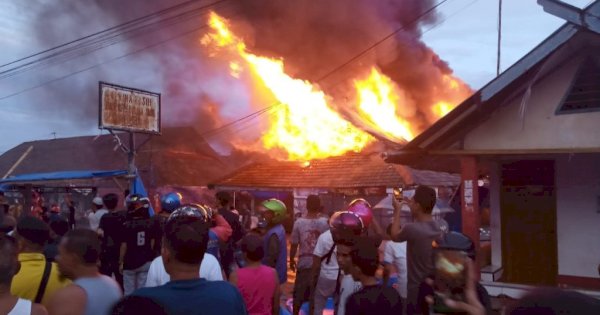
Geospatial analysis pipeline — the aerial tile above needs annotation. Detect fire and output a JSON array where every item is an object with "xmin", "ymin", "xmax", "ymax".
[
  {"xmin": 354, "ymin": 68, "xmax": 415, "ymax": 142},
  {"xmin": 202, "ymin": 12, "xmax": 471, "ymax": 161},
  {"xmin": 203, "ymin": 12, "xmax": 371, "ymax": 161}
]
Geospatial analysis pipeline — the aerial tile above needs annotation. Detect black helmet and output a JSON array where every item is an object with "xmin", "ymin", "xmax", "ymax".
[
  {"xmin": 125, "ymin": 194, "xmax": 150, "ymax": 219},
  {"xmin": 432, "ymin": 231, "xmax": 476, "ymax": 259}
]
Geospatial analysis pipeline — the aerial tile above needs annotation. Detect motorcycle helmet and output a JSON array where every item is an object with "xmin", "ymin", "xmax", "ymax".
[
  {"xmin": 160, "ymin": 192, "xmax": 182, "ymax": 214},
  {"xmin": 346, "ymin": 198, "xmax": 373, "ymax": 229},
  {"xmin": 260, "ymin": 199, "xmax": 287, "ymax": 225},
  {"xmin": 168, "ymin": 203, "xmax": 213, "ymax": 224}
]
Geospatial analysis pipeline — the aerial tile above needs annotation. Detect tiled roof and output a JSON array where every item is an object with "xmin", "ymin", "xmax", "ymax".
[
  {"xmin": 215, "ymin": 152, "xmax": 459, "ymax": 189},
  {"xmin": 0, "ymin": 127, "xmax": 232, "ymax": 187}
]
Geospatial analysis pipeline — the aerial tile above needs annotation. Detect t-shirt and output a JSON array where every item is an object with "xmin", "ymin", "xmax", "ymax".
[
  {"xmin": 145, "ymin": 254, "xmax": 223, "ymax": 287},
  {"xmin": 88, "ymin": 209, "xmax": 108, "ymax": 231},
  {"xmin": 132, "ymin": 279, "xmax": 248, "ymax": 315},
  {"xmin": 337, "ymin": 273, "xmax": 362, "ymax": 315},
  {"xmin": 345, "ymin": 284, "xmax": 403, "ymax": 315},
  {"xmin": 11, "ymin": 253, "xmax": 71, "ymax": 307},
  {"xmin": 383, "ymin": 240, "xmax": 408, "ymax": 299},
  {"xmin": 236, "ymin": 265, "xmax": 277, "ymax": 315},
  {"xmin": 98, "ymin": 210, "xmax": 126, "ymax": 259},
  {"xmin": 393, "ymin": 220, "xmax": 446, "ymax": 305},
  {"xmin": 291, "ymin": 217, "xmax": 329, "ymax": 269},
  {"xmin": 313, "ymin": 230, "xmax": 339, "ymax": 280},
  {"xmin": 122, "ymin": 217, "xmax": 161, "ymax": 270}
]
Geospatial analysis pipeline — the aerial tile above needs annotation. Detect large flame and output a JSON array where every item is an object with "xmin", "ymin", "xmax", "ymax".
[
  {"xmin": 202, "ymin": 12, "xmax": 470, "ymax": 161},
  {"xmin": 354, "ymin": 68, "xmax": 415, "ymax": 142},
  {"xmin": 203, "ymin": 12, "xmax": 372, "ymax": 161}
]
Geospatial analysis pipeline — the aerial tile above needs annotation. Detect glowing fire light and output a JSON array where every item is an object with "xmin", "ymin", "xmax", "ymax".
[
  {"xmin": 202, "ymin": 12, "xmax": 471, "ymax": 161},
  {"xmin": 354, "ymin": 68, "xmax": 415, "ymax": 141},
  {"xmin": 203, "ymin": 12, "xmax": 372, "ymax": 161}
]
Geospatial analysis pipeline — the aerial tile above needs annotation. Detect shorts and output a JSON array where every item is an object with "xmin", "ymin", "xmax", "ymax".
[{"xmin": 293, "ymin": 268, "xmax": 312, "ymax": 304}]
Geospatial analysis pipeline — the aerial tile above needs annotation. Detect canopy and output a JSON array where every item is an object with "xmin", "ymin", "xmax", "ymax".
[
  {"xmin": 0, "ymin": 170, "xmax": 154, "ymax": 215},
  {"xmin": 0, "ymin": 170, "xmax": 128, "ymax": 185}
]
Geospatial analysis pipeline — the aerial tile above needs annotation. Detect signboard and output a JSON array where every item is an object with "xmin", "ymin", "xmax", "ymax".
[{"xmin": 99, "ymin": 82, "xmax": 161, "ymax": 134}]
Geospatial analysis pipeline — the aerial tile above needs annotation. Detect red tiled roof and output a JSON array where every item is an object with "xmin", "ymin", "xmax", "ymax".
[{"xmin": 215, "ymin": 152, "xmax": 459, "ymax": 189}]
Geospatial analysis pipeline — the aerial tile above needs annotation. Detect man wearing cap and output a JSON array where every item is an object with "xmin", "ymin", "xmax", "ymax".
[{"xmin": 88, "ymin": 197, "xmax": 107, "ymax": 232}]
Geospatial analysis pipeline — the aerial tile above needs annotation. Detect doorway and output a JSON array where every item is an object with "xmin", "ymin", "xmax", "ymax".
[{"xmin": 500, "ymin": 160, "xmax": 557, "ymax": 285}]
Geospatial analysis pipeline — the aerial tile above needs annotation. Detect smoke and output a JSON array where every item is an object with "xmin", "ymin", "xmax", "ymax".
[{"xmin": 26, "ymin": 0, "xmax": 464, "ymax": 156}]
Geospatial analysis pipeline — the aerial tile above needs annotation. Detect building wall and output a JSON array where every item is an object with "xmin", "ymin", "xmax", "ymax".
[
  {"xmin": 464, "ymin": 54, "xmax": 600, "ymax": 151},
  {"xmin": 556, "ymin": 154, "xmax": 600, "ymax": 280}
]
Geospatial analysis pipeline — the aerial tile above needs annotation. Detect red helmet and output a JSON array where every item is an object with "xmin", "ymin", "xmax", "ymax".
[
  {"xmin": 346, "ymin": 199, "xmax": 373, "ymax": 229},
  {"xmin": 329, "ymin": 211, "xmax": 365, "ymax": 243}
]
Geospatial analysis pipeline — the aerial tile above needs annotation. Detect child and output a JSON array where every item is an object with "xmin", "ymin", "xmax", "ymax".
[{"xmin": 230, "ymin": 234, "xmax": 280, "ymax": 315}]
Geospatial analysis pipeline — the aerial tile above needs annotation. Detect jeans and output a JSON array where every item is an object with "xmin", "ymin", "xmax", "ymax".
[{"xmin": 123, "ymin": 261, "xmax": 151, "ymax": 295}]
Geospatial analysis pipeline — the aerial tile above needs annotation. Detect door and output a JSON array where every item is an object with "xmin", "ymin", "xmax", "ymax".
[{"xmin": 500, "ymin": 160, "xmax": 557, "ymax": 286}]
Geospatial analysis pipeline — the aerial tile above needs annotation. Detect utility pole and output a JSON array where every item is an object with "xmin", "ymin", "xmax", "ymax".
[{"xmin": 497, "ymin": 0, "xmax": 503, "ymax": 76}]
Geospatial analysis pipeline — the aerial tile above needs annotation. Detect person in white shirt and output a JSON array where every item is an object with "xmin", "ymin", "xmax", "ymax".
[
  {"xmin": 383, "ymin": 224, "xmax": 408, "ymax": 301},
  {"xmin": 144, "ymin": 253, "xmax": 223, "ymax": 287},
  {"xmin": 87, "ymin": 197, "xmax": 107, "ymax": 232},
  {"xmin": 310, "ymin": 230, "xmax": 339, "ymax": 315}
]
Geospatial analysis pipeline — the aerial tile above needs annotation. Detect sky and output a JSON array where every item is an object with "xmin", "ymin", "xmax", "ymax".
[{"xmin": 0, "ymin": 0, "xmax": 594, "ymax": 154}]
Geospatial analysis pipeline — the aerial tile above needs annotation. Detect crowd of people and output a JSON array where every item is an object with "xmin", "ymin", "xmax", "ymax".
[{"xmin": 0, "ymin": 186, "xmax": 599, "ymax": 315}]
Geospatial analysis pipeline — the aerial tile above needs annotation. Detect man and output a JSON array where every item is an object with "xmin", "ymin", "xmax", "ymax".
[
  {"xmin": 0, "ymin": 235, "xmax": 48, "ymax": 315},
  {"xmin": 345, "ymin": 237, "xmax": 403, "ymax": 315},
  {"xmin": 144, "ymin": 205, "xmax": 225, "ymax": 287},
  {"xmin": 11, "ymin": 216, "xmax": 70, "ymax": 307},
  {"xmin": 97, "ymin": 193, "xmax": 125, "ymax": 289},
  {"xmin": 391, "ymin": 185, "xmax": 447, "ymax": 315},
  {"xmin": 87, "ymin": 197, "xmax": 107, "ymax": 232},
  {"xmin": 290, "ymin": 195, "xmax": 329, "ymax": 315},
  {"xmin": 119, "ymin": 195, "xmax": 161, "ymax": 295},
  {"xmin": 48, "ymin": 229, "xmax": 122, "ymax": 315},
  {"xmin": 259, "ymin": 199, "xmax": 288, "ymax": 284},
  {"xmin": 131, "ymin": 215, "xmax": 247, "ymax": 314},
  {"xmin": 216, "ymin": 191, "xmax": 245, "ymax": 277},
  {"xmin": 334, "ymin": 233, "xmax": 362, "ymax": 315}
]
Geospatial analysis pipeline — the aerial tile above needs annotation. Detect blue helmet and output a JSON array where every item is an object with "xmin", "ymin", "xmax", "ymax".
[
  {"xmin": 161, "ymin": 192, "xmax": 182, "ymax": 214},
  {"xmin": 168, "ymin": 203, "xmax": 213, "ymax": 224}
]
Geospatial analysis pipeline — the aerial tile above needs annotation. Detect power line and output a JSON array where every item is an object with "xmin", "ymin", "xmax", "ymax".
[
  {"xmin": 0, "ymin": 0, "xmax": 227, "ymax": 69},
  {"xmin": 0, "ymin": 0, "xmax": 231, "ymax": 79},
  {"xmin": 0, "ymin": 7, "xmax": 240, "ymax": 102}
]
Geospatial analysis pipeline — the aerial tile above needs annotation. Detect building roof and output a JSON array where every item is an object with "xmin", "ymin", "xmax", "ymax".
[
  {"xmin": 214, "ymin": 152, "xmax": 459, "ymax": 189},
  {"xmin": 385, "ymin": 1, "xmax": 600, "ymax": 166},
  {"xmin": 0, "ymin": 127, "xmax": 232, "ymax": 187}
]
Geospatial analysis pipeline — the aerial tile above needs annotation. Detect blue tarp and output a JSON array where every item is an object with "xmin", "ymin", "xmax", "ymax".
[
  {"xmin": 0, "ymin": 169, "xmax": 154, "ymax": 215},
  {"xmin": 0, "ymin": 170, "xmax": 128, "ymax": 184}
]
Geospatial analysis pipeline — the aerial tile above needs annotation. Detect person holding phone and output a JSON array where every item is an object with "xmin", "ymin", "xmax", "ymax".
[
  {"xmin": 391, "ymin": 185, "xmax": 447, "ymax": 315},
  {"xmin": 418, "ymin": 232, "xmax": 491, "ymax": 315}
]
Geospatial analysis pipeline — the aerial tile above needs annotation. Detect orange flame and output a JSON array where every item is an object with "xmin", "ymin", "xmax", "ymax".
[
  {"xmin": 203, "ymin": 12, "xmax": 372, "ymax": 161},
  {"xmin": 354, "ymin": 68, "xmax": 415, "ymax": 142},
  {"xmin": 203, "ymin": 12, "xmax": 471, "ymax": 161}
]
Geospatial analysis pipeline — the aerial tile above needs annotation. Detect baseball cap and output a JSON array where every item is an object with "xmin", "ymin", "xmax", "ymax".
[{"xmin": 92, "ymin": 197, "xmax": 104, "ymax": 206}]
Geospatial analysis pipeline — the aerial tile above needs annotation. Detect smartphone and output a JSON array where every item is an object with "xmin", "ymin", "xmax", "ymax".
[{"xmin": 432, "ymin": 249, "xmax": 468, "ymax": 313}]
